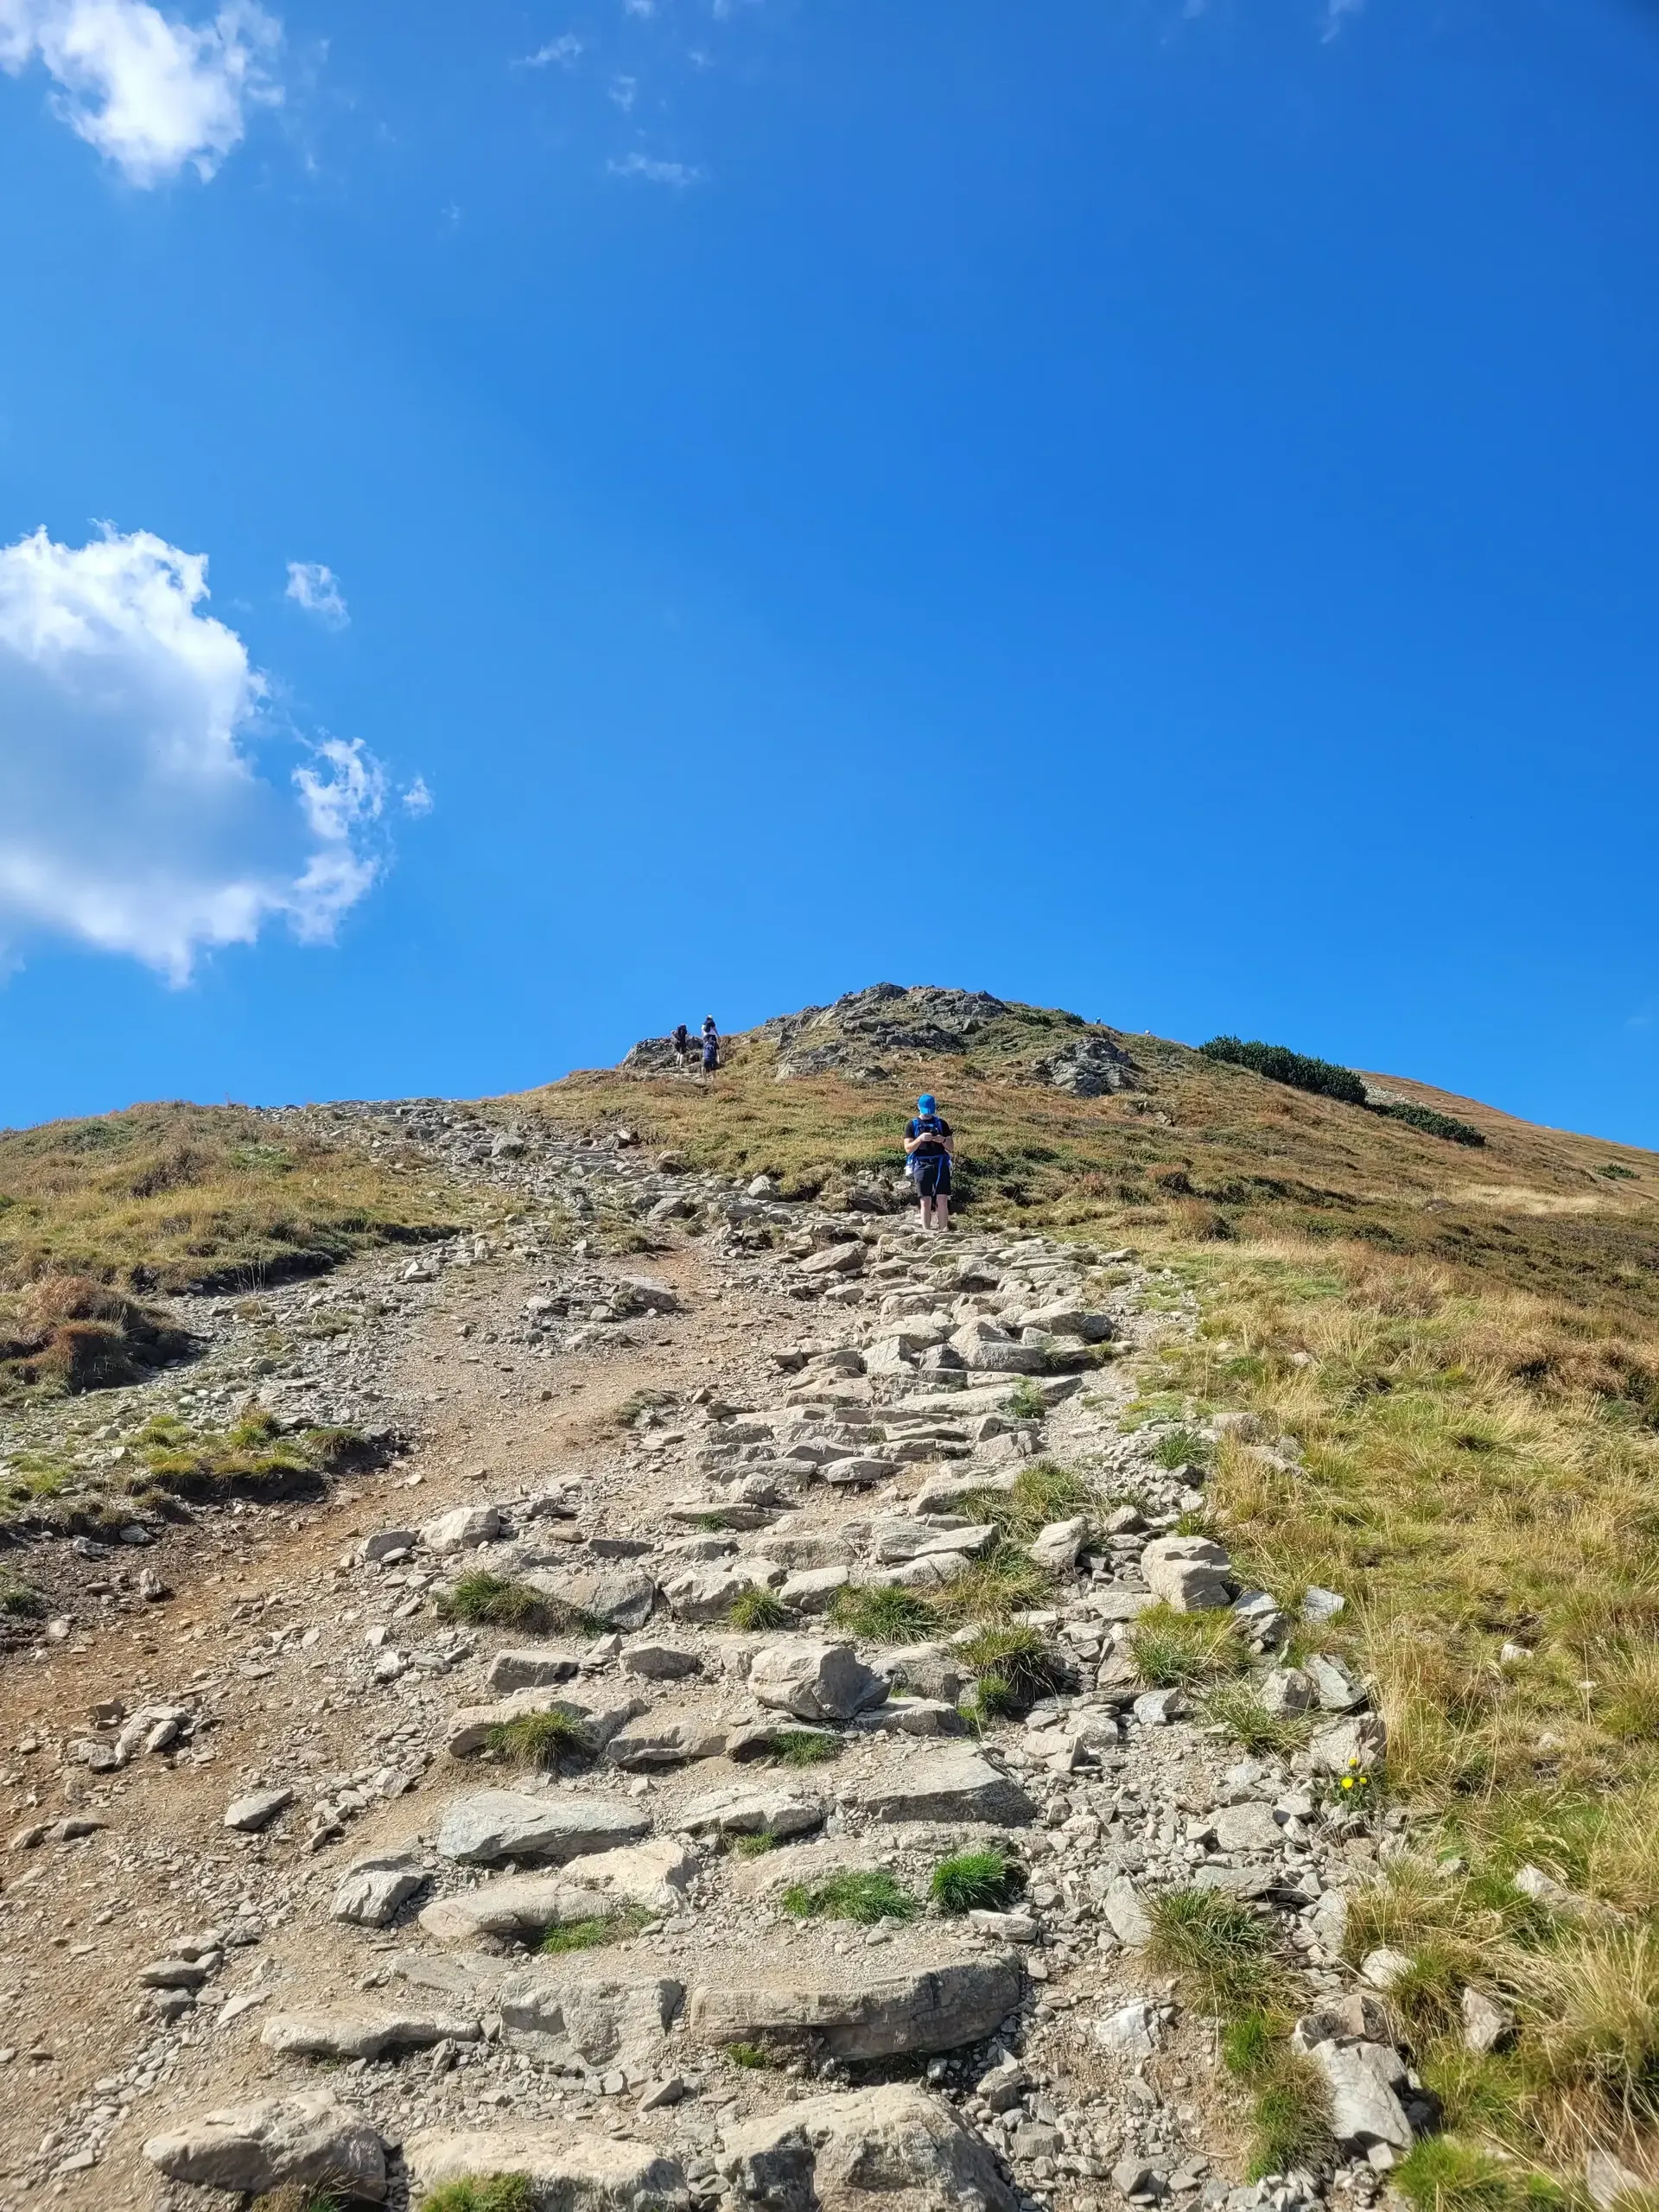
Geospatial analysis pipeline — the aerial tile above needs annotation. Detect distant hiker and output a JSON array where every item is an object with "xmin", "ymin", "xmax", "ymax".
[
  {"xmin": 701, "ymin": 1016, "xmax": 720, "ymax": 1077},
  {"xmin": 672, "ymin": 1023, "xmax": 690, "ymax": 1071},
  {"xmin": 906, "ymin": 1092, "xmax": 954, "ymax": 1231}
]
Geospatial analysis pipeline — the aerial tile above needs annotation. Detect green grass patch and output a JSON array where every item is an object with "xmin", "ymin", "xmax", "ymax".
[
  {"xmin": 1147, "ymin": 1889, "xmax": 1281, "ymax": 2014},
  {"xmin": 728, "ymin": 2041, "xmax": 775, "ymax": 2069},
  {"xmin": 765, "ymin": 1728, "xmax": 842, "ymax": 1766},
  {"xmin": 931, "ymin": 1849, "xmax": 1027, "ymax": 1914},
  {"xmin": 481, "ymin": 1710, "xmax": 588, "ymax": 1770},
  {"xmin": 728, "ymin": 1586, "xmax": 788, "ymax": 1632},
  {"xmin": 0, "ymin": 1580, "xmax": 48, "ymax": 1618},
  {"xmin": 1153, "ymin": 1425, "xmax": 1211, "ymax": 1470},
  {"xmin": 957, "ymin": 1460, "xmax": 1090, "ymax": 1542},
  {"xmin": 1393, "ymin": 2139, "xmax": 1566, "ymax": 2212},
  {"xmin": 132, "ymin": 1406, "xmax": 374, "ymax": 1498},
  {"xmin": 1129, "ymin": 1603, "xmax": 1249, "ymax": 1689},
  {"xmin": 1005, "ymin": 1379, "xmax": 1047, "ymax": 1421},
  {"xmin": 829, "ymin": 1583, "xmax": 939, "ymax": 1642},
  {"xmin": 420, "ymin": 2178, "xmax": 537, "ymax": 2212},
  {"xmin": 539, "ymin": 1906, "xmax": 650, "ymax": 1955},
  {"xmin": 782, "ymin": 1869, "xmax": 918, "ymax": 1924},
  {"xmin": 436, "ymin": 1573, "xmax": 551, "ymax": 1631},
  {"xmin": 957, "ymin": 1623, "xmax": 1066, "ymax": 1718},
  {"xmin": 1201, "ymin": 1680, "xmax": 1313, "ymax": 1756},
  {"xmin": 731, "ymin": 1832, "xmax": 778, "ymax": 1859}
]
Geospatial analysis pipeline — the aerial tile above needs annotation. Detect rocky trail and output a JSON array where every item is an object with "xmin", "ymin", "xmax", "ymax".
[{"xmin": 0, "ymin": 1109, "xmax": 1406, "ymax": 2212}]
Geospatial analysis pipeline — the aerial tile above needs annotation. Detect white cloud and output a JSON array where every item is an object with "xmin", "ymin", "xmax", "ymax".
[
  {"xmin": 0, "ymin": 0, "xmax": 281, "ymax": 185},
  {"xmin": 607, "ymin": 149, "xmax": 700, "ymax": 186},
  {"xmin": 1321, "ymin": 0, "xmax": 1363, "ymax": 39},
  {"xmin": 514, "ymin": 31, "xmax": 580, "ymax": 68},
  {"xmin": 0, "ymin": 525, "xmax": 387, "ymax": 983},
  {"xmin": 622, "ymin": 0, "xmax": 655, "ymax": 15},
  {"xmin": 284, "ymin": 557, "xmax": 347, "ymax": 628},
  {"xmin": 607, "ymin": 70, "xmax": 634, "ymax": 110},
  {"xmin": 401, "ymin": 775, "xmax": 433, "ymax": 817}
]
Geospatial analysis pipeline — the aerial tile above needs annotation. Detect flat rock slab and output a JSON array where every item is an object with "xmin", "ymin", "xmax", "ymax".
[
  {"xmin": 224, "ymin": 1787, "xmax": 294, "ymax": 1834},
  {"xmin": 261, "ymin": 2006, "xmax": 480, "ymax": 2060},
  {"xmin": 679, "ymin": 1784, "xmax": 825, "ymax": 1840},
  {"xmin": 143, "ymin": 2091, "xmax": 386, "ymax": 2199},
  {"xmin": 436, "ymin": 1789, "xmax": 652, "ymax": 1867},
  {"xmin": 719, "ymin": 2082, "xmax": 1016, "ymax": 2212},
  {"xmin": 406, "ymin": 2126, "xmax": 685, "ymax": 2211},
  {"xmin": 749, "ymin": 1637, "xmax": 888, "ymax": 1721},
  {"xmin": 486, "ymin": 1649, "xmax": 582, "ymax": 1693},
  {"xmin": 332, "ymin": 1852, "xmax": 426, "ymax": 1928},
  {"xmin": 497, "ymin": 1970, "xmax": 684, "ymax": 2068},
  {"xmin": 841, "ymin": 1749, "xmax": 1036, "ymax": 1826},
  {"xmin": 524, "ymin": 1567, "xmax": 657, "ymax": 1631},
  {"xmin": 418, "ymin": 1873, "xmax": 619, "ymax": 1948},
  {"xmin": 689, "ymin": 1952, "xmax": 1021, "ymax": 2060}
]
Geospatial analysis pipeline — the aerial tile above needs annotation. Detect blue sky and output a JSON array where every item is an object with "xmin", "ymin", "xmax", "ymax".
[{"xmin": 3, "ymin": 0, "xmax": 1659, "ymax": 1145}]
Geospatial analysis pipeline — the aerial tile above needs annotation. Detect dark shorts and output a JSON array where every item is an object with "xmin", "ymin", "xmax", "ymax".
[
  {"xmin": 702, "ymin": 1047, "xmax": 718, "ymax": 1071},
  {"xmin": 913, "ymin": 1154, "xmax": 951, "ymax": 1198}
]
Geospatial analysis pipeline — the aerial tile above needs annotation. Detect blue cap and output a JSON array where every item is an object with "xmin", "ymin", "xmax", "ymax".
[{"xmin": 918, "ymin": 1094, "xmax": 937, "ymax": 1113}]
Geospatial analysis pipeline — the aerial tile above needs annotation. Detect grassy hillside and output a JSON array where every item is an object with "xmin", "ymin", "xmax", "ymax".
[
  {"xmin": 0, "ymin": 1102, "xmax": 462, "ymax": 1396},
  {"xmin": 517, "ymin": 988, "xmax": 1659, "ymax": 2201}
]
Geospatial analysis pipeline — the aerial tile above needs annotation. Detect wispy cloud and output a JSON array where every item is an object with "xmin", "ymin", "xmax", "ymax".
[
  {"xmin": 607, "ymin": 149, "xmax": 701, "ymax": 187},
  {"xmin": 608, "ymin": 71, "xmax": 635, "ymax": 110},
  {"xmin": 284, "ymin": 558, "xmax": 347, "ymax": 629},
  {"xmin": 513, "ymin": 32, "xmax": 581, "ymax": 68},
  {"xmin": 622, "ymin": 0, "xmax": 654, "ymax": 15},
  {"xmin": 401, "ymin": 775, "xmax": 433, "ymax": 817},
  {"xmin": 1321, "ymin": 0, "xmax": 1363, "ymax": 41}
]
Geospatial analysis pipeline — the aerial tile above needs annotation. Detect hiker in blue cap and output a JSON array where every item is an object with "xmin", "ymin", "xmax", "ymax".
[{"xmin": 905, "ymin": 1092, "xmax": 955, "ymax": 1232}]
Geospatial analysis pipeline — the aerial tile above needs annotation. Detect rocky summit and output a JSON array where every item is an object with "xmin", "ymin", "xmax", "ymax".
[{"xmin": 0, "ymin": 1036, "xmax": 1519, "ymax": 2212}]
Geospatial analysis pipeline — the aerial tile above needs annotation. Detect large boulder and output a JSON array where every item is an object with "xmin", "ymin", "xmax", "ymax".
[
  {"xmin": 605, "ymin": 1715, "xmax": 727, "ymax": 1770},
  {"xmin": 444, "ymin": 1690, "xmax": 643, "ymax": 1760},
  {"xmin": 422, "ymin": 1505, "xmax": 502, "ymax": 1555},
  {"xmin": 1305, "ymin": 2039, "xmax": 1414, "ymax": 2154},
  {"xmin": 749, "ymin": 1638, "xmax": 888, "ymax": 1722},
  {"xmin": 947, "ymin": 1319, "xmax": 1047, "ymax": 1375},
  {"xmin": 143, "ymin": 2091, "xmax": 386, "ymax": 2199},
  {"xmin": 419, "ymin": 1873, "xmax": 623, "ymax": 1948},
  {"xmin": 435, "ymin": 1789, "xmax": 651, "ymax": 1868},
  {"xmin": 689, "ymin": 1952, "xmax": 1021, "ymax": 2061},
  {"xmin": 331, "ymin": 1851, "xmax": 426, "ymax": 1928},
  {"xmin": 678, "ymin": 1785, "xmax": 824, "ymax": 1841},
  {"xmin": 662, "ymin": 1567, "xmax": 755, "ymax": 1623},
  {"xmin": 1019, "ymin": 1300, "xmax": 1115, "ymax": 1343},
  {"xmin": 718, "ymin": 2082, "xmax": 1016, "ymax": 2212},
  {"xmin": 523, "ymin": 1567, "xmax": 656, "ymax": 1631},
  {"xmin": 841, "ymin": 1749, "xmax": 1036, "ymax": 1827},
  {"xmin": 405, "ymin": 2126, "xmax": 684, "ymax": 2211},
  {"xmin": 486, "ymin": 1649, "xmax": 582, "ymax": 1693},
  {"xmin": 497, "ymin": 1971, "xmax": 684, "ymax": 2068},
  {"xmin": 1139, "ymin": 1535, "xmax": 1232, "ymax": 1611}
]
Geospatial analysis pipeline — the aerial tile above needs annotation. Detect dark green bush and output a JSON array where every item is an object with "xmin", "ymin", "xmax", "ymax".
[
  {"xmin": 1200, "ymin": 1037, "xmax": 1369, "ymax": 1107},
  {"xmin": 1375, "ymin": 1101, "xmax": 1486, "ymax": 1147}
]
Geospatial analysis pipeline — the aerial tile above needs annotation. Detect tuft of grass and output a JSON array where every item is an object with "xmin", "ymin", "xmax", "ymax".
[
  {"xmin": 957, "ymin": 1461, "xmax": 1090, "ymax": 1543},
  {"xmin": 957, "ymin": 1624, "xmax": 1066, "ymax": 1717},
  {"xmin": 0, "ymin": 1580, "xmax": 48, "ymax": 1618},
  {"xmin": 421, "ymin": 2178, "xmax": 537, "ymax": 2212},
  {"xmin": 782, "ymin": 1869, "xmax": 918, "ymax": 1924},
  {"xmin": 766, "ymin": 1728, "xmax": 842, "ymax": 1766},
  {"xmin": 728, "ymin": 1586, "xmax": 788, "ymax": 1632},
  {"xmin": 437, "ymin": 1572, "xmax": 551, "ymax": 1631},
  {"xmin": 1393, "ymin": 2139, "xmax": 1567, "ymax": 2212},
  {"xmin": 1201, "ymin": 1680, "xmax": 1313, "ymax": 1756},
  {"xmin": 1219, "ymin": 2011, "xmax": 1337, "ymax": 2183},
  {"xmin": 130, "ymin": 1406, "xmax": 378, "ymax": 1501},
  {"xmin": 1129, "ymin": 1603, "xmax": 1249, "ymax": 1689},
  {"xmin": 481, "ymin": 1709, "xmax": 588, "ymax": 1770},
  {"xmin": 931, "ymin": 1849, "xmax": 1027, "ymax": 1914},
  {"xmin": 829, "ymin": 1583, "xmax": 939, "ymax": 1642},
  {"xmin": 931, "ymin": 1545, "xmax": 1054, "ymax": 1628},
  {"xmin": 728, "ymin": 2041, "xmax": 774, "ymax": 2069},
  {"xmin": 732, "ymin": 1833, "xmax": 777, "ymax": 1859},
  {"xmin": 1005, "ymin": 1379, "xmax": 1047, "ymax": 1421},
  {"xmin": 613, "ymin": 1389, "xmax": 674, "ymax": 1429},
  {"xmin": 1153, "ymin": 1424, "xmax": 1211, "ymax": 1471},
  {"xmin": 539, "ymin": 1905, "xmax": 650, "ymax": 1955},
  {"xmin": 1147, "ymin": 1889, "xmax": 1281, "ymax": 2014}
]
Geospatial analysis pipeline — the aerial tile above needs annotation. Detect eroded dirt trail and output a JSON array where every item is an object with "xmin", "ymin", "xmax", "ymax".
[{"xmin": 0, "ymin": 1123, "xmax": 1388, "ymax": 2212}]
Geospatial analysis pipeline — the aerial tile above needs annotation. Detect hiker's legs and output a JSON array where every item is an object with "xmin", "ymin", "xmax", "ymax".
[{"xmin": 934, "ymin": 1194, "xmax": 950, "ymax": 1231}]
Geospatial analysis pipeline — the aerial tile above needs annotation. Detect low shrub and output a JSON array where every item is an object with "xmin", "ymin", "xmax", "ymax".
[
  {"xmin": 1200, "ymin": 1037, "xmax": 1369, "ymax": 1107},
  {"xmin": 1376, "ymin": 1101, "xmax": 1486, "ymax": 1147},
  {"xmin": 829, "ymin": 1584, "xmax": 938, "ymax": 1642},
  {"xmin": 436, "ymin": 1573, "xmax": 550, "ymax": 1630},
  {"xmin": 728, "ymin": 1586, "xmax": 788, "ymax": 1632},
  {"xmin": 482, "ymin": 1710, "xmax": 588, "ymax": 1770},
  {"xmin": 539, "ymin": 1906, "xmax": 649, "ymax": 1955}
]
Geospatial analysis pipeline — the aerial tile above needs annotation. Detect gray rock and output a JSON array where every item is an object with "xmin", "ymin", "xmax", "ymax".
[
  {"xmin": 852, "ymin": 1698, "xmax": 962, "ymax": 1738},
  {"xmin": 419, "ymin": 1872, "xmax": 618, "ymax": 1947},
  {"xmin": 1103, "ymin": 1876, "xmax": 1153, "ymax": 1948},
  {"xmin": 1586, "ymin": 2149, "xmax": 1649, "ymax": 2211},
  {"xmin": 1258, "ymin": 1667, "xmax": 1314, "ymax": 1718},
  {"xmin": 143, "ymin": 2091, "xmax": 386, "ymax": 2198},
  {"xmin": 1460, "ymin": 1986, "xmax": 1515, "ymax": 2054},
  {"xmin": 1020, "ymin": 1300, "xmax": 1115, "ymax": 1342},
  {"xmin": 359, "ymin": 1529, "xmax": 417, "ymax": 1563},
  {"xmin": 1306, "ymin": 2038, "xmax": 1414, "ymax": 2152},
  {"xmin": 1211, "ymin": 1802, "xmax": 1284, "ymax": 1855},
  {"xmin": 606, "ymin": 1715, "xmax": 726, "ymax": 1770},
  {"xmin": 718, "ymin": 2082, "xmax": 1016, "ymax": 2212},
  {"xmin": 662, "ymin": 1567, "xmax": 753, "ymax": 1623},
  {"xmin": 406, "ymin": 2126, "xmax": 684, "ymax": 2210},
  {"xmin": 1292, "ymin": 1993, "xmax": 1397, "ymax": 2050},
  {"xmin": 526, "ymin": 1566, "xmax": 656, "ymax": 1631},
  {"xmin": 1309, "ymin": 1711, "xmax": 1386, "ymax": 1777},
  {"xmin": 679, "ymin": 1785, "xmax": 824, "ymax": 1840},
  {"xmin": 331, "ymin": 1852, "xmax": 426, "ymax": 1928},
  {"xmin": 689, "ymin": 1951, "xmax": 1021, "ymax": 2059},
  {"xmin": 780, "ymin": 1565, "xmax": 852, "ymax": 1613},
  {"xmin": 486, "ymin": 1649, "xmax": 582, "ymax": 1693},
  {"xmin": 874, "ymin": 1643, "xmax": 972, "ymax": 1706},
  {"xmin": 497, "ymin": 1972, "xmax": 684, "ymax": 2068},
  {"xmin": 224, "ymin": 1787, "xmax": 294, "ymax": 1834},
  {"xmin": 435, "ymin": 1789, "xmax": 651, "ymax": 1868},
  {"xmin": 262, "ymin": 2007, "xmax": 480, "ymax": 2061},
  {"xmin": 1096, "ymin": 1998, "xmax": 1160, "ymax": 2057},
  {"xmin": 1359, "ymin": 1947, "xmax": 1413, "ymax": 1992},
  {"xmin": 620, "ymin": 1640, "xmax": 702, "ymax": 1681},
  {"xmin": 1301, "ymin": 1585, "xmax": 1347, "ymax": 1623},
  {"xmin": 1139, "ymin": 1535, "xmax": 1231, "ymax": 1611},
  {"xmin": 948, "ymin": 1319, "xmax": 1048, "ymax": 1375},
  {"xmin": 1306, "ymin": 1653, "xmax": 1367, "ymax": 1712},
  {"xmin": 841, "ymin": 1748, "xmax": 1036, "ymax": 1826},
  {"xmin": 1028, "ymin": 1516, "xmax": 1090, "ymax": 1572},
  {"xmin": 750, "ymin": 1637, "xmax": 888, "ymax": 1721},
  {"xmin": 422, "ymin": 1504, "xmax": 503, "ymax": 1555}
]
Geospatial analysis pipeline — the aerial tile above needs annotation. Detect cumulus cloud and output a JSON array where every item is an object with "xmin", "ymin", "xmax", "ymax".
[
  {"xmin": 0, "ymin": 0, "xmax": 281, "ymax": 184},
  {"xmin": 284, "ymin": 557, "xmax": 347, "ymax": 628},
  {"xmin": 0, "ymin": 525, "xmax": 391, "ymax": 982},
  {"xmin": 607, "ymin": 149, "xmax": 701, "ymax": 186}
]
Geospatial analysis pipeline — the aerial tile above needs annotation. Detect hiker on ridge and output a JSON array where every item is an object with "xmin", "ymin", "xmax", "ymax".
[
  {"xmin": 672, "ymin": 1023, "xmax": 690, "ymax": 1071},
  {"xmin": 906, "ymin": 1092, "xmax": 955, "ymax": 1232},
  {"xmin": 701, "ymin": 1016, "xmax": 720, "ymax": 1078}
]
